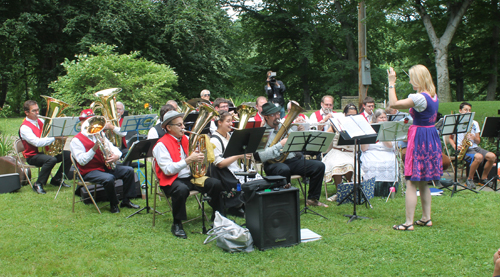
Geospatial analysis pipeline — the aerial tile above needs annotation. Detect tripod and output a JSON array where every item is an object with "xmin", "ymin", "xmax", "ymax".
[{"xmin": 478, "ymin": 117, "xmax": 500, "ymax": 191}]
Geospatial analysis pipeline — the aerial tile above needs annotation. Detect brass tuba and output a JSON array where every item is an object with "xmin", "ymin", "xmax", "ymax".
[
  {"xmin": 188, "ymin": 103, "xmax": 219, "ymax": 178},
  {"xmin": 80, "ymin": 116, "xmax": 116, "ymax": 170},
  {"xmin": 235, "ymin": 104, "xmax": 257, "ymax": 170},
  {"xmin": 177, "ymin": 101, "xmax": 196, "ymax": 121},
  {"xmin": 267, "ymin": 101, "xmax": 305, "ymax": 164},
  {"xmin": 38, "ymin": 95, "xmax": 70, "ymax": 156},
  {"xmin": 90, "ymin": 88, "xmax": 122, "ymax": 148}
]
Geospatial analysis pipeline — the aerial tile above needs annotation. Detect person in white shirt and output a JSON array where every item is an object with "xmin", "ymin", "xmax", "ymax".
[
  {"xmin": 19, "ymin": 100, "xmax": 71, "ymax": 194},
  {"xmin": 209, "ymin": 98, "xmax": 230, "ymax": 135},
  {"xmin": 361, "ymin": 96, "xmax": 375, "ymax": 122},
  {"xmin": 309, "ymin": 95, "xmax": 335, "ymax": 131},
  {"xmin": 70, "ymin": 109, "xmax": 139, "ymax": 213},
  {"xmin": 448, "ymin": 102, "xmax": 496, "ymax": 188}
]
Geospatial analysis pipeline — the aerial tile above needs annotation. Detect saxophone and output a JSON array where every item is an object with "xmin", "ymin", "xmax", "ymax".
[
  {"xmin": 81, "ymin": 116, "xmax": 117, "ymax": 170},
  {"xmin": 457, "ymin": 130, "xmax": 473, "ymax": 161},
  {"xmin": 267, "ymin": 101, "xmax": 305, "ymax": 164}
]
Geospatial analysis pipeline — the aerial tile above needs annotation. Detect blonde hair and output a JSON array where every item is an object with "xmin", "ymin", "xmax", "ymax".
[{"xmin": 409, "ymin": 64, "xmax": 436, "ymax": 97}]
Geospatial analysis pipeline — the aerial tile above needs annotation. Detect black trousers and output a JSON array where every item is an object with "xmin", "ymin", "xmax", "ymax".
[
  {"xmin": 160, "ymin": 177, "xmax": 224, "ymax": 221},
  {"xmin": 27, "ymin": 150, "xmax": 71, "ymax": 186},
  {"xmin": 82, "ymin": 165, "xmax": 135, "ymax": 206},
  {"xmin": 264, "ymin": 156, "xmax": 325, "ymax": 200}
]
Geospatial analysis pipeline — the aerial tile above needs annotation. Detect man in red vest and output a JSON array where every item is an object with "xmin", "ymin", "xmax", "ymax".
[
  {"xmin": 153, "ymin": 110, "xmax": 224, "ymax": 239},
  {"xmin": 19, "ymin": 100, "xmax": 72, "ymax": 194},
  {"xmin": 361, "ymin": 96, "xmax": 375, "ymax": 122},
  {"xmin": 309, "ymin": 95, "xmax": 336, "ymax": 131},
  {"xmin": 70, "ymin": 109, "xmax": 139, "ymax": 213}
]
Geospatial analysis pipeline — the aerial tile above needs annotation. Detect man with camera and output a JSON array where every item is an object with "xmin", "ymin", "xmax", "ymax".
[{"xmin": 265, "ymin": 71, "xmax": 286, "ymax": 118}]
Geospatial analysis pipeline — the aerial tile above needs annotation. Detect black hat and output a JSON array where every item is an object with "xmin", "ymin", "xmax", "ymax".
[{"xmin": 261, "ymin": 102, "xmax": 281, "ymax": 116}]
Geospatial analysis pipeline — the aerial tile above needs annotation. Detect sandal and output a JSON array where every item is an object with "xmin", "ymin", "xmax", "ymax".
[
  {"xmin": 306, "ymin": 199, "xmax": 329, "ymax": 208},
  {"xmin": 414, "ymin": 219, "xmax": 433, "ymax": 227},
  {"xmin": 392, "ymin": 224, "xmax": 414, "ymax": 231}
]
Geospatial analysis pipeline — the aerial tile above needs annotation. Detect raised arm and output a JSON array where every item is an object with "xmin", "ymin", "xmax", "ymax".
[{"xmin": 387, "ymin": 67, "xmax": 415, "ymax": 110}]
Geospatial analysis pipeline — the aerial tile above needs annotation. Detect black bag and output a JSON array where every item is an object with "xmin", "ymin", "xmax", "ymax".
[{"xmin": 241, "ymin": 176, "xmax": 287, "ymax": 203}]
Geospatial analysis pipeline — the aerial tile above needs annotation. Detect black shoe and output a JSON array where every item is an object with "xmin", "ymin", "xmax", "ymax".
[
  {"xmin": 110, "ymin": 204, "xmax": 120, "ymax": 213},
  {"xmin": 120, "ymin": 201, "xmax": 140, "ymax": 209},
  {"xmin": 50, "ymin": 179, "xmax": 70, "ymax": 188},
  {"xmin": 171, "ymin": 223, "xmax": 187, "ymax": 239},
  {"xmin": 32, "ymin": 183, "xmax": 46, "ymax": 194}
]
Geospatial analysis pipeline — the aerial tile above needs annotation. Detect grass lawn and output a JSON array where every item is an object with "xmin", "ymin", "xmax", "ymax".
[{"xmin": 1, "ymin": 102, "xmax": 499, "ymax": 276}]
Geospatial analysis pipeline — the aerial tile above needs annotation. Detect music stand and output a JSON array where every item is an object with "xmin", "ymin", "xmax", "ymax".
[
  {"xmin": 224, "ymin": 127, "xmax": 266, "ymax": 181},
  {"xmin": 48, "ymin": 116, "xmax": 80, "ymax": 199},
  {"xmin": 122, "ymin": 138, "xmax": 161, "ymax": 218},
  {"xmin": 332, "ymin": 115, "xmax": 377, "ymax": 223},
  {"xmin": 282, "ymin": 131, "xmax": 334, "ymax": 218},
  {"xmin": 388, "ymin": 113, "xmax": 408, "ymax": 122},
  {"xmin": 440, "ymin": 113, "xmax": 478, "ymax": 196},
  {"xmin": 377, "ymin": 121, "xmax": 412, "ymax": 191},
  {"xmin": 478, "ymin": 117, "xmax": 500, "ymax": 191}
]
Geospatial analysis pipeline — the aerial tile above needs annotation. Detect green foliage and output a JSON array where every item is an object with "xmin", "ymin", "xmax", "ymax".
[
  {"xmin": 0, "ymin": 134, "xmax": 14, "ymax": 156},
  {"xmin": 49, "ymin": 44, "xmax": 179, "ymax": 115}
]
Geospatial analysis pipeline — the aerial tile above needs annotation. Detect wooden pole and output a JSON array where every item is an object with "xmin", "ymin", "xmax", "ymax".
[{"xmin": 358, "ymin": 1, "xmax": 367, "ymax": 110}]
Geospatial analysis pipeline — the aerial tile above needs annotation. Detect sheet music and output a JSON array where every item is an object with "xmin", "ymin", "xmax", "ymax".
[{"xmin": 441, "ymin": 112, "xmax": 474, "ymax": 136}]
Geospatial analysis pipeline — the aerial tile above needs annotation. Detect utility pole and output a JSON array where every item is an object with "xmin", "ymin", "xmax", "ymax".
[{"xmin": 358, "ymin": 1, "xmax": 369, "ymax": 110}]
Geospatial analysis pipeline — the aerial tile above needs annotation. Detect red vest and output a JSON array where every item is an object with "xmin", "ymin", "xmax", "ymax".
[
  {"xmin": 74, "ymin": 133, "xmax": 107, "ymax": 176},
  {"xmin": 119, "ymin": 117, "xmax": 127, "ymax": 148},
  {"xmin": 314, "ymin": 110, "xmax": 323, "ymax": 122},
  {"xmin": 154, "ymin": 134, "xmax": 189, "ymax": 187},
  {"xmin": 254, "ymin": 113, "xmax": 262, "ymax": 122},
  {"xmin": 20, "ymin": 119, "xmax": 43, "ymax": 158}
]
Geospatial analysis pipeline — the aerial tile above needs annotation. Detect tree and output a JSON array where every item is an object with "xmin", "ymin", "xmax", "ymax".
[{"xmin": 50, "ymin": 44, "xmax": 179, "ymax": 115}]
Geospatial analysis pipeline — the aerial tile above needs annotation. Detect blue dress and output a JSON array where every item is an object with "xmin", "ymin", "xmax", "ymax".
[{"xmin": 405, "ymin": 93, "xmax": 443, "ymax": 181}]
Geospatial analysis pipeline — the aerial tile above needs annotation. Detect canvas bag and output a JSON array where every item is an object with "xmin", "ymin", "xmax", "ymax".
[{"xmin": 203, "ymin": 211, "xmax": 254, "ymax": 253}]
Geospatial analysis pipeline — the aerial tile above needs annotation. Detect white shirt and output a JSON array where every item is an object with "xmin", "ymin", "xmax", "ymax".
[
  {"xmin": 19, "ymin": 117, "xmax": 55, "ymax": 147},
  {"xmin": 309, "ymin": 109, "xmax": 331, "ymax": 131},
  {"xmin": 408, "ymin": 93, "xmax": 428, "ymax": 112},
  {"xmin": 457, "ymin": 120, "xmax": 480, "ymax": 149},
  {"xmin": 152, "ymin": 134, "xmax": 191, "ymax": 178},
  {"xmin": 147, "ymin": 126, "xmax": 160, "ymax": 140},
  {"xmin": 112, "ymin": 126, "xmax": 127, "ymax": 137},
  {"xmin": 70, "ymin": 132, "xmax": 122, "ymax": 166},
  {"xmin": 362, "ymin": 111, "xmax": 373, "ymax": 123}
]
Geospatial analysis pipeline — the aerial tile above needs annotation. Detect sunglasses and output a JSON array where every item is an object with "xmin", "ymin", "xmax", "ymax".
[{"xmin": 203, "ymin": 94, "xmax": 210, "ymax": 97}]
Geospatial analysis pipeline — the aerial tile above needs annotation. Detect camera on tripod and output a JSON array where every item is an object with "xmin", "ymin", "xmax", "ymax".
[{"xmin": 268, "ymin": 72, "xmax": 277, "ymax": 85}]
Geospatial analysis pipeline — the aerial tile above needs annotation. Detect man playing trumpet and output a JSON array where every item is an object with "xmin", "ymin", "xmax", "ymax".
[
  {"xmin": 70, "ymin": 109, "xmax": 140, "ymax": 213},
  {"xmin": 19, "ymin": 100, "xmax": 71, "ymax": 194},
  {"xmin": 309, "ymin": 95, "xmax": 335, "ymax": 131},
  {"xmin": 153, "ymin": 111, "xmax": 224, "ymax": 239}
]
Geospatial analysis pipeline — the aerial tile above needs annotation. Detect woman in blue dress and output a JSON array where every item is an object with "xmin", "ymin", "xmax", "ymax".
[{"xmin": 388, "ymin": 65, "xmax": 443, "ymax": 231}]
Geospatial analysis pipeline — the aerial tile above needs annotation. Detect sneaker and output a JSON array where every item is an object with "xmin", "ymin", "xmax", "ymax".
[
  {"xmin": 465, "ymin": 179, "xmax": 476, "ymax": 189},
  {"xmin": 327, "ymin": 194, "xmax": 338, "ymax": 202}
]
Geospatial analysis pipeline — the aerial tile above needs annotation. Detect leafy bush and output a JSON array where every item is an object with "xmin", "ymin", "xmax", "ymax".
[
  {"xmin": 50, "ymin": 43, "xmax": 180, "ymax": 116},
  {"xmin": 0, "ymin": 134, "xmax": 14, "ymax": 156}
]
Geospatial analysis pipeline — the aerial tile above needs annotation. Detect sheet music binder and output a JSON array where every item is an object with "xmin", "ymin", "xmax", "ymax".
[{"xmin": 330, "ymin": 114, "xmax": 377, "ymax": 141}]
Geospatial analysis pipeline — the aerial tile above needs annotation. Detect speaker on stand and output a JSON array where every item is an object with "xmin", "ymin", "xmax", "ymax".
[{"xmin": 245, "ymin": 187, "xmax": 300, "ymax": 250}]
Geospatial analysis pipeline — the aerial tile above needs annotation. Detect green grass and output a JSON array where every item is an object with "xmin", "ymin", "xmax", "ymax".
[{"xmin": 0, "ymin": 105, "xmax": 499, "ymax": 276}]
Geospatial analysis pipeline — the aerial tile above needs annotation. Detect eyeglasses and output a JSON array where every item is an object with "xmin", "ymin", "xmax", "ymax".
[
  {"xmin": 203, "ymin": 94, "xmax": 210, "ymax": 97},
  {"xmin": 365, "ymin": 104, "xmax": 375, "ymax": 108},
  {"xmin": 169, "ymin": 123, "xmax": 184, "ymax": 128}
]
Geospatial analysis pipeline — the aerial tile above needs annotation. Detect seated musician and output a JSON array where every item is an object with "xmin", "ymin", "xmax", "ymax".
[
  {"xmin": 152, "ymin": 111, "xmax": 224, "ymax": 239},
  {"xmin": 105, "ymin": 101, "xmax": 128, "ymax": 150},
  {"xmin": 209, "ymin": 98, "xmax": 230, "ymax": 134},
  {"xmin": 147, "ymin": 104, "xmax": 176, "ymax": 140},
  {"xmin": 281, "ymin": 100, "xmax": 308, "ymax": 131},
  {"xmin": 200, "ymin": 89, "xmax": 211, "ymax": 104},
  {"xmin": 249, "ymin": 96, "xmax": 267, "ymax": 127},
  {"xmin": 361, "ymin": 96, "xmax": 375, "ymax": 122},
  {"xmin": 257, "ymin": 103, "xmax": 328, "ymax": 207},
  {"xmin": 209, "ymin": 111, "xmax": 263, "ymax": 217},
  {"xmin": 19, "ymin": 100, "xmax": 71, "ymax": 194},
  {"xmin": 309, "ymin": 95, "xmax": 335, "ymax": 131},
  {"xmin": 360, "ymin": 109, "xmax": 398, "ymax": 196},
  {"xmin": 70, "ymin": 109, "xmax": 140, "ymax": 213},
  {"xmin": 449, "ymin": 102, "xmax": 497, "ymax": 189},
  {"xmin": 322, "ymin": 103, "xmax": 358, "ymax": 201}
]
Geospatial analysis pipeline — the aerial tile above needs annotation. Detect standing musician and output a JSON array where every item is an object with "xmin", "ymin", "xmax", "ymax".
[
  {"xmin": 19, "ymin": 100, "xmax": 71, "ymax": 194},
  {"xmin": 309, "ymin": 95, "xmax": 335, "ymax": 131},
  {"xmin": 153, "ymin": 111, "xmax": 224, "ymax": 239},
  {"xmin": 256, "ymin": 103, "xmax": 328, "ymax": 208},
  {"xmin": 70, "ymin": 109, "xmax": 140, "ymax": 213},
  {"xmin": 448, "ymin": 102, "xmax": 496, "ymax": 189}
]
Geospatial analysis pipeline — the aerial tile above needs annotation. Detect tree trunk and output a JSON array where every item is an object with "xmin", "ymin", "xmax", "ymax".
[
  {"xmin": 415, "ymin": 0, "xmax": 473, "ymax": 102},
  {"xmin": 451, "ymin": 47, "xmax": 464, "ymax": 101},
  {"xmin": 487, "ymin": 0, "xmax": 499, "ymax": 100}
]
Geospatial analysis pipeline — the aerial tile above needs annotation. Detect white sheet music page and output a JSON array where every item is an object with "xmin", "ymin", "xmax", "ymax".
[
  {"xmin": 338, "ymin": 116, "xmax": 364, "ymax": 137},
  {"xmin": 351, "ymin": 115, "xmax": 376, "ymax": 135}
]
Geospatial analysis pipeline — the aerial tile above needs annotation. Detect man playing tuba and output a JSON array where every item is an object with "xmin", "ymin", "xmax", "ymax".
[
  {"xmin": 70, "ymin": 109, "xmax": 140, "ymax": 213},
  {"xmin": 152, "ymin": 111, "xmax": 224, "ymax": 239},
  {"xmin": 256, "ymin": 103, "xmax": 328, "ymax": 208},
  {"xmin": 19, "ymin": 100, "xmax": 71, "ymax": 194}
]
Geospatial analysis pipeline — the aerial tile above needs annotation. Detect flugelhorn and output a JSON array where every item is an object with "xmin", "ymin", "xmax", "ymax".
[
  {"xmin": 90, "ymin": 88, "xmax": 122, "ymax": 148},
  {"xmin": 38, "ymin": 95, "xmax": 70, "ymax": 156},
  {"xmin": 81, "ymin": 116, "xmax": 116, "ymax": 170}
]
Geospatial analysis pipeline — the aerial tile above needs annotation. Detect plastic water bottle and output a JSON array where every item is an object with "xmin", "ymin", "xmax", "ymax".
[{"xmin": 141, "ymin": 184, "xmax": 146, "ymax": 199}]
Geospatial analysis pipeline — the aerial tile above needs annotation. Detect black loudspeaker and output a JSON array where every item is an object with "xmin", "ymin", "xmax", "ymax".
[
  {"xmin": 0, "ymin": 173, "xmax": 21, "ymax": 194},
  {"xmin": 245, "ymin": 187, "xmax": 300, "ymax": 250}
]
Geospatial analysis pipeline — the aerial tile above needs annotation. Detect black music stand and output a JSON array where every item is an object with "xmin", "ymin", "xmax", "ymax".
[
  {"xmin": 439, "ymin": 113, "xmax": 478, "ymax": 197},
  {"xmin": 224, "ymin": 127, "xmax": 266, "ymax": 181},
  {"xmin": 479, "ymin": 117, "xmax": 500, "ymax": 191},
  {"xmin": 122, "ymin": 138, "xmax": 161, "ymax": 218},
  {"xmin": 282, "ymin": 131, "xmax": 334, "ymax": 219},
  {"xmin": 332, "ymin": 116, "xmax": 377, "ymax": 223},
  {"xmin": 48, "ymin": 116, "xmax": 80, "ymax": 199},
  {"xmin": 388, "ymin": 113, "xmax": 408, "ymax": 122}
]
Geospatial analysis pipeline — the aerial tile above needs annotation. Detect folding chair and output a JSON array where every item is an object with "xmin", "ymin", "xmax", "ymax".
[
  {"xmin": 151, "ymin": 159, "xmax": 207, "ymax": 227},
  {"xmin": 443, "ymin": 135, "xmax": 479, "ymax": 180},
  {"xmin": 13, "ymin": 138, "xmax": 40, "ymax": 188},
  {"xmin": 70, "ymin": 155, "xmax": 104, "ymax": 214}
]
